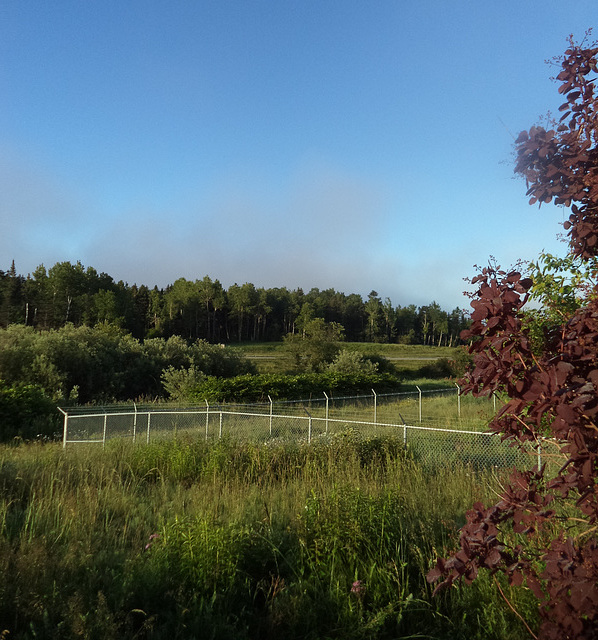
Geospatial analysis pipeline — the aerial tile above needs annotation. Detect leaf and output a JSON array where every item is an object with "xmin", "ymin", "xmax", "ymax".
[
  {"xmin": 426, "ymin": 564, "xmax": 444, "ymax": 583},
  {"xmin": 526, "ymin": 574, "xmax": 545, "ymax": 599},
  {"xmin": 519, "ymin": 278, "xmax": 533, "ymax": 290},
  {"xmin": 485, "ymin": 548, "xmax": 502, "ymax": 568},
  {"xmin": 506, "ymin": 271, "xmax": 521, "ymax": 283}
]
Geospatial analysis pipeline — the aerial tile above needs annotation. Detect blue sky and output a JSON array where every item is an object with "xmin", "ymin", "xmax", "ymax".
[{"xmin": 1, "ymin": 2, "xmax": 596, "ymax": 309}]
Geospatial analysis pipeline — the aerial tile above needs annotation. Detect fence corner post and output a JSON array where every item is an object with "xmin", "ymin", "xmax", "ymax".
[
  {"xmin": 455, "ymin": 383, "xmax": 461, "ymax": 419},
  {"xmin": 415, "ymin": 386, "xmax": 422, "ymax": 423}
]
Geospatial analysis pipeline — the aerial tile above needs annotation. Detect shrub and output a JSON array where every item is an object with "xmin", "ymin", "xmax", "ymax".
[
  {"xmin": 429, "ymin": 37, "xmax": 598, "ymax": 639},
  {"xmin": 327, "ymin": 349, "xmax": 379, "ymax": 375},
  {"xmin": 161, "ymin": 365, "xmax": 206, "ymax": 402},
  {"xmin": 0, "ymin": 325, "xmax": 255, "ymax": 403},
  {"xmin": 189, "ymin": 371, "xmax": 402, "ymax": 403},
  {"xmin": 0, "ymin": 379, "xmax": 59, "ymax": 441}
]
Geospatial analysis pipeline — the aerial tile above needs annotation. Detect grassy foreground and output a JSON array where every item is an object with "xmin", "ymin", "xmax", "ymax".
[{"xmin": 0, "ymin": 435, "xmax": 538, "ymax": 639}]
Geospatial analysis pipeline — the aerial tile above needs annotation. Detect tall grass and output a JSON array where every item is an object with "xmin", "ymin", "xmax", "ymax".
[{"xmin": 0, "ymin": 435, "xmax": 538, "ymax": 639}]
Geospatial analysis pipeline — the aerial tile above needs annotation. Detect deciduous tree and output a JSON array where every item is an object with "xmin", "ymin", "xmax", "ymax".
[
  {"xmin": 428, "ymin": 34, "xmax": 598, "ymax": 639},
  {"xmin": 283, "ymin": 317, "xmax": 345, "ymax": 372}
]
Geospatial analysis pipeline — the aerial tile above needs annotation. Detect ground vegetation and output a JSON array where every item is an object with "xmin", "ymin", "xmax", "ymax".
[{"xmin": 0, "ymin": 435, "xmax": 537, "ymax": 639}]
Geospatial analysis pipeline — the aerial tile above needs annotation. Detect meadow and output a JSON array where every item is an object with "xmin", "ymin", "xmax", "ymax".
[
  {"xmin": 238, "ymin": 342, "xmax": 460, "ymax": 376},
  {"xmin": 0, "ymin": 431, "xmax": 540, "ymax": 639}
]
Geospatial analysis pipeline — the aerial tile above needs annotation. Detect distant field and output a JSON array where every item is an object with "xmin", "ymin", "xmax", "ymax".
[
  {"xmin": 340, "ymin": 343, "xmax": 459, "ymax": 359},
  {"xmin": 237, "ymin": 342, "xmax": 460, "ymax": 374}
]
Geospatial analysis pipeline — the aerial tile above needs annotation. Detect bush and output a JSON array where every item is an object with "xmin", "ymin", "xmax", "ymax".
[
  {"xmin": 0, "ymin": 379, "xmax": 59, "ymax": 441},
  {"xmin": 282, "ymin": 319, "xmax": 344, "ymax": 372},
  {"xmin": 327, "ymin": 349, "xmax": 379, "ymax": 375},
  {"xmin": 161, "ymin": 365, "xmax": 206, "ymax": 401},
  {"xmin": 400, "ymin": 357, "xmax": 456, "ymax": 380},
  {"xmin": 0, "ymin": 325, "xmax": 255, "ymax": 403},
  {"xmin": 189, "ymin": 371, "xmax": 402, "ymax": 403}
]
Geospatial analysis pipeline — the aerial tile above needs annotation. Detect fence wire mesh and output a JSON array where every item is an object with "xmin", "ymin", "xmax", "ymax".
[{"xmin": 60, "ymin": 388, "xmax": 539, "ymax": 469}]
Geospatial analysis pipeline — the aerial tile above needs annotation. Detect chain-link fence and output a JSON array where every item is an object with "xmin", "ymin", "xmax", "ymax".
[
  {"xmin": 59, "ymin": 388, "xmax": 539, "ymax": 469},
  {"xmin": 179, "ymin": 386, "xmax": 499, "ymax": 428}
]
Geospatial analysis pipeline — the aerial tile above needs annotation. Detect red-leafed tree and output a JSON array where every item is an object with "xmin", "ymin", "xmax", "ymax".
[{"xmin": 427, "ymin": 33, "xmax": 598, "ymax": 639}]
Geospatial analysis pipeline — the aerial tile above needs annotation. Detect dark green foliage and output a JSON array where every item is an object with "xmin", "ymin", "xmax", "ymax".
[
  {"xmin": 189, "ymin": 371, "xmax": 402, "ymax": 403},
  {"xmin": 0, "ymin": 379, "xmax": 58, "ymax": 441},
  {"xmin": 401, "ymin": 356, "xmax": 455, "ymax": 380},
  {"xmin": 3, "ymin": 260, "xmax": 470, "ymax": 345},
  {"xmin": 0, "ymin": 325, "xmax": 254, "ymax": 403},
  {"xmin": 446, "ymin": 347, "xmax": 474, "ymax": 378},
  {"xmin": 282, "ymin": 317, "xmax": 345, "ymax": 371},
  {"xmin": 359, "ymin": 352, "xmax": 398, "ymax": 375}
]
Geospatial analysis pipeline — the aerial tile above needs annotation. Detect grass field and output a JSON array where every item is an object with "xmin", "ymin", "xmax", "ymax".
[
  {"xmin": 238, "ymin": 342, "xmax": 458, "ymax": 358},
  {"xmin": 237, "ymin": 342, "xmax": 460, "ymax": 375},
  {"xmin": 0, "ymin": 435, "xmax": 540, "ymax": 639}
]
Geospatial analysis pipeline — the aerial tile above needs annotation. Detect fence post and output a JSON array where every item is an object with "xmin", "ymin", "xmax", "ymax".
[
  {"xmin": 372, "ymin": 388, "xmax": 377, "ymax": 425},
  {"xmin": 323, "ymin": 392, "xmax": 329, "ymax": 434},
  {"xmin": 403, "ymin": 424, "xmax": 407, "ymax": 449},
  {"xmin": 146, "ymin": 412, "xmax": 151, "ymax": 444},
  {"xmin": 304, "ymin": 407, "xmax": 312, "ymax": 444},
  {"xmin": 537, "ymin": 439, "xmax": 542, "ymax": 470},
  {"xmin": 268, "ymin": 394, "xmax": 273, "ymax": 437},
  {"xmin": 219, "ymin": 410, "xmax": 223, "ymax": 439},
  {"xmin": 456, "ymin": 383, "xmax": 461, "ymax": 419},
  {"xmin": 58, "ymin": 408, "xmax": 68, "ymax": 449},
  {"xmin": 205, "ymin": 399, "xmax": 209, "ymax": 442},
  {"xmin": 133, "ymin": 402, "xmax": 137, "ymax": 443},
  {"xmin": 102, "ymin": 413, "xmax": 108, "ymax": 448},
  {"xmin": 416, "ymin": 386, "xmax": 422, "ymax": 423}
]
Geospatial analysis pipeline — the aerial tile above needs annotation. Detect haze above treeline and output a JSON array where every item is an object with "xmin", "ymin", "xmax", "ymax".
[{"xmin": 0, "ymin": 260, "xmax": 469, "ymax": 346}]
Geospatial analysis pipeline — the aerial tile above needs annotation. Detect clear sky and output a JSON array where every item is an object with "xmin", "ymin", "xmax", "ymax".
[{"xmin": 1, "ymin": 1, "xmax": 596, "ymax": 310}]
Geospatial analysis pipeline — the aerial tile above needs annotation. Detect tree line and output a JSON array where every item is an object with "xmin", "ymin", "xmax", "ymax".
[{"xmin": 0, "ymin": 260, "xmax": 469, "ymax": 345}]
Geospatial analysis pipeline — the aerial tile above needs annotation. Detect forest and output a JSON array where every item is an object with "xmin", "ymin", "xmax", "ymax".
[{"xmin": 0, "ymin": 260, "xmax": 468, "ymax": 345}]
